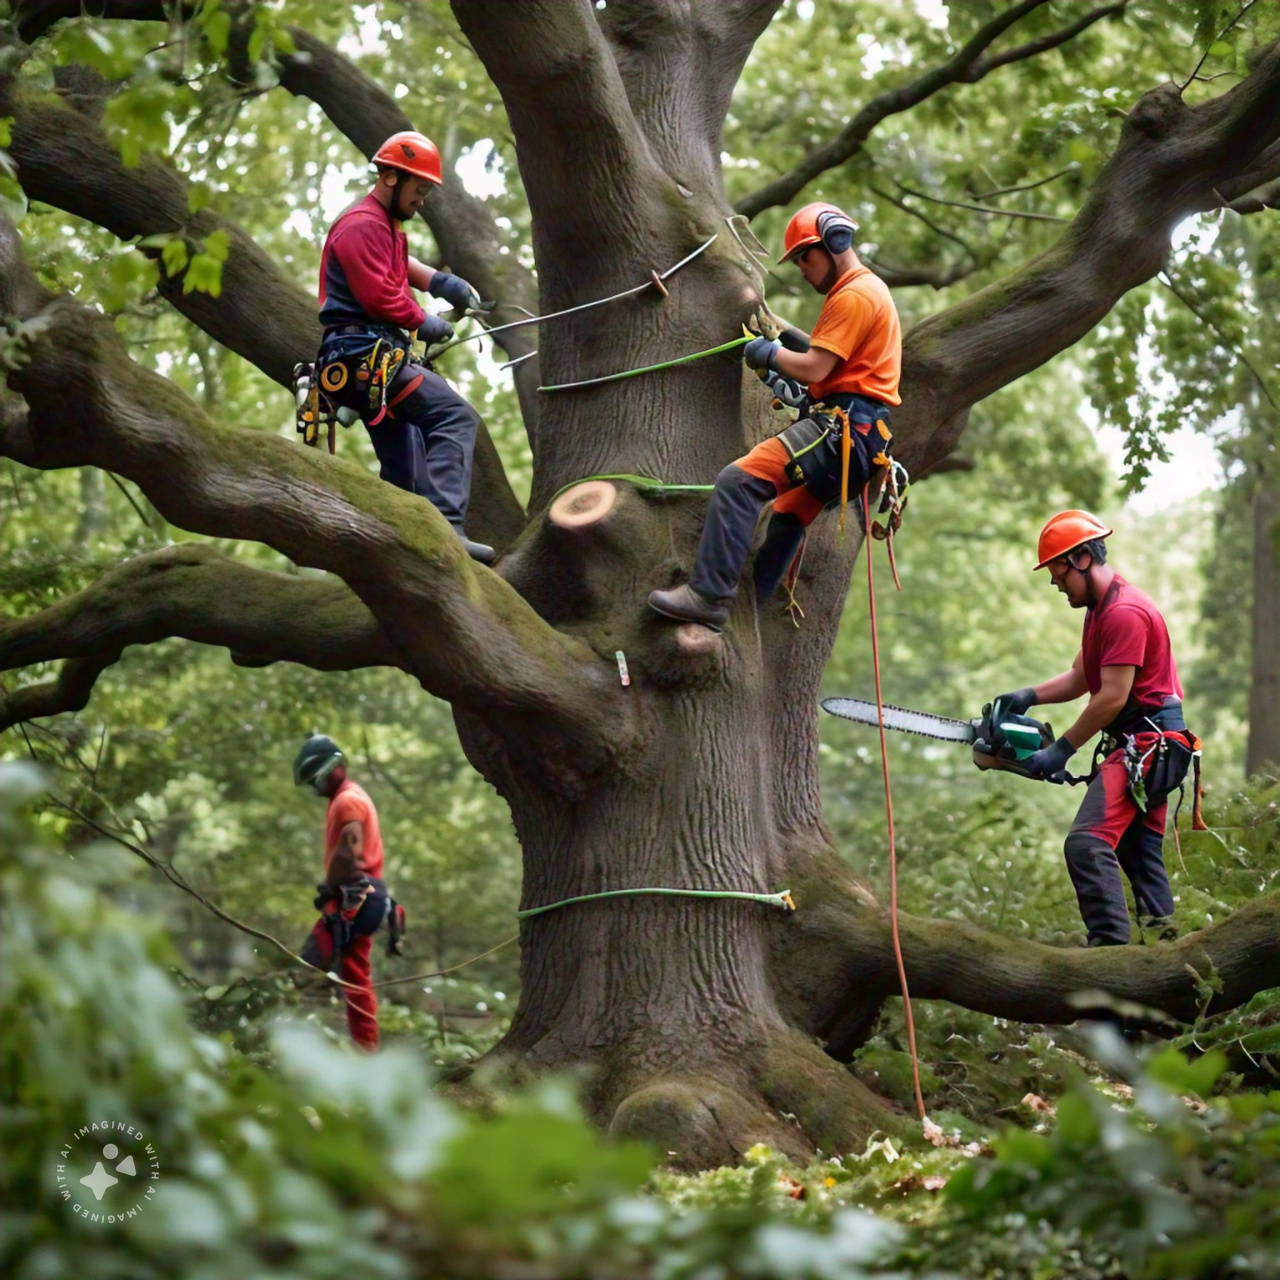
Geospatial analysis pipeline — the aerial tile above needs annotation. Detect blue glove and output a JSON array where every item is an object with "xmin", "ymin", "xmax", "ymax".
[
  {"xmin": 416, "ymin": 314, "xmax": 455, "ymax": 345},
  {"xmin": 778, "ymin": 327, "xmax": 810, "ymax": 353},
  {"xmin": 428, "ymin": 271, "xmax": 481, "ymax": 312},
  {"xmin": 1023, "ymin": 736, "xmax": 1076, "ymax": 782},
  {"xmin": 743, "ymin": 336, "xmax": 780, "ymax": 371},
  {"xmin": 992, "ymin": 687, "xmax": 1037, "ymax": 721}
]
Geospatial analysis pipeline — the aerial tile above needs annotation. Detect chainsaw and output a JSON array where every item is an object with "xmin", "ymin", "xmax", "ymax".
[{"xmin": 820, "ymin": 697, "xmax": 1087, "ymax": 785}]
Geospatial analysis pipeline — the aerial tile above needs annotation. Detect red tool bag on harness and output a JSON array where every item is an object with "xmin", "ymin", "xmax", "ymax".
[{"xmin": 1084, "ymin": 696, "xmax": 1207, "ymax": 830}]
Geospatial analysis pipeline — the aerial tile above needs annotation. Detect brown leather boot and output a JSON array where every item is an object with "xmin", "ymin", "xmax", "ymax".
[{"xmin": 647, "ymin": 583, "xmax": 731, "ymax": 631}]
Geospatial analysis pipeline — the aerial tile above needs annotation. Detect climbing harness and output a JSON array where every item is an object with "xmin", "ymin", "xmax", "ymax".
[
  {"xmin": 304, "ymin": 875, "xmax": 406, "ymax": 962},
  {"xmin": 517, "ymin": 886, "xmax": 796, "ymax": 921},
  {"xmin": 293, "ymin": 328, "xmax": 411, "ymax": 451},
  {"xmin": 316, "ymin": 329, "xmax": 409, "ymax": 426},
  {"xmin": 539, "ymin": 334, "xmax": 752, "ymax": 393},
  {"xmin": 862, "ymin": 483, "xmax": 927, "ymax": 1124},
  {"xmin": 432, "ymin": 233, "xmax": 719, "ymax": 356}
]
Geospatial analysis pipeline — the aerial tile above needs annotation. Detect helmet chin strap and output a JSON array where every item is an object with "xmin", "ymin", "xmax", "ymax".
[
  {"xmin": 389, "ymin": 172, "xmax": 414, "ymax": 220},
  {"xmin": 1067, "ymin": 547, "xmax": 1100, "ymax": 606},
  {"xmin": 816, "ymin": 249, "xmax": 838, "ymax": 293}
]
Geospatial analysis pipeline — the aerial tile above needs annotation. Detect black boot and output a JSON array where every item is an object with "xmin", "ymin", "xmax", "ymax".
[
  {"xmin": 647, "ymin": 583, "xmax": 731, "ymax": 631},
  {"xmin": 753, "ymin": 514, "xmax": 806, "ymax": 603}
]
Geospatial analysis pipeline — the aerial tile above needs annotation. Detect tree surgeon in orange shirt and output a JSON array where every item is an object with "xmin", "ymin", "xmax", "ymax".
[
  {"xmin": 295, "ymin": 734, "xmax": 404, "ymax": 1051},
  {"xmin": 649, "ymin": 202, "xmax": 903, "ymax": 631}
]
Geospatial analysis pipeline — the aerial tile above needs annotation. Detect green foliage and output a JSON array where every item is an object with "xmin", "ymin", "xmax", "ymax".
[{"xmin": 0, "ymin": 766, "xmax": 926, "ymax": 1279}]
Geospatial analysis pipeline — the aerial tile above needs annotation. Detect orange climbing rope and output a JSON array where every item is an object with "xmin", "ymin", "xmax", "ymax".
[{"xmin": 863, "ymin": 484, "xmax": 927, "ymax": 1123}]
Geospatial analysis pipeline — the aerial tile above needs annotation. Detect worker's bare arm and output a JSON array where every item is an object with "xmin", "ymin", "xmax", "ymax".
[
  {"xmin": 774, "ymin": 344, "xmax": 840, "ymax": 385},
  {"xmin": 1032, "ymin": 651, "xmax": 1088, "ymax": 705},
  {"xmin": 1063, "ymin": 664, "xmax": 1135, "ymax": 750}
]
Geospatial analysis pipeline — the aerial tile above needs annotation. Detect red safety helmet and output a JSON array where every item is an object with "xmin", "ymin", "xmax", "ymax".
[
  {"xmin": 372, "ymin": 131, "xmax": 443, "ymax": 185},
  {"xmin": 1034, "ymin": 510, "xmax": 1112, "ymax": 570},
  {"xmin": 777, "ymin": 201, "xmax": 857, "ymax": 263}
]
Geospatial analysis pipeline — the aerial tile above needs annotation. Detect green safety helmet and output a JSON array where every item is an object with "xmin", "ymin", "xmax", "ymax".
[{"xmin": 293, "ymin": 733, "xmax": 344, "ymax": 789}]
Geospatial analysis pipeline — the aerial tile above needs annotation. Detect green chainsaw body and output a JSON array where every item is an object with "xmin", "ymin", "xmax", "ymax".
[{"xmin": 971, "ymin": 704, "xmax": 1054, "ymax": 778}]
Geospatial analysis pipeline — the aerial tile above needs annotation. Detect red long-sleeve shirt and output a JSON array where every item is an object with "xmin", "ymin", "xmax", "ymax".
[{"xmin": 318, "ymin": 193, "xmax": 426, "ymax": 332}]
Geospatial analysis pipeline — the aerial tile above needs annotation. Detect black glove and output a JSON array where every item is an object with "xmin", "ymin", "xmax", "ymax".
[
  {"xmin": 416, "ymin": 314, "xmax": 455, "ymax": 345},
  {"xmin": 743, "ymin": 336, "xmax": 780, "ymax": 371},
  {"xmin": 1023, "ymin": 736, "xmax": 1076, "ymax": 782},
  {"xmin": 992, "ymin": 687, "xmax": 1037, "ymax": 721},
  {"xmin": 778, "ymin": 327, "xmax": 810, "ymax": 353},
  {"xmin": 427, "ymin": 271, "xmax": 481, "ymax": 312}
]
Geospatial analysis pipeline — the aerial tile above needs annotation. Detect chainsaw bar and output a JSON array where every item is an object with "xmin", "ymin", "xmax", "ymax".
[{"xmin": 821, "ymin": 697, "xmax": 976, "ymax": 744}]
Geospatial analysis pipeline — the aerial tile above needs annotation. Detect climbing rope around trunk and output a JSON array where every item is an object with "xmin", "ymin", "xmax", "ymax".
[
  {"xmin": 538, "ymin": 335, "xmax": 752, "ymax": 393},
  {"xmin": 549, "ymin": 471, "xmax": 715, "ymax": 505},
  {"xmin": 517, "ymin": 886, "xmax": 796, "ymax": 921},
  {"xmin": 863, "ymin": 483, "xmax": 927, "ymax": 1124}
]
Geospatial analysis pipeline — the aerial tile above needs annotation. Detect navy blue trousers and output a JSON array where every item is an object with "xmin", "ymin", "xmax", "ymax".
[{"xmin": 366, "ymin": 363, "xmax": 480, "ymax": 531}]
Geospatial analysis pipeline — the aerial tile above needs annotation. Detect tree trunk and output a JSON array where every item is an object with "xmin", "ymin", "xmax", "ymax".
[{"xmin": 1247, "ymin": 473, "xmax": 1280, "ymax": 775}]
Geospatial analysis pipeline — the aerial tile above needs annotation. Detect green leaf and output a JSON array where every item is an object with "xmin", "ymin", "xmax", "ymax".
[
  {"xmin": 1145, "ymin": 1046, "xmax": 1228, "ymax": 1099},
  {"xmin": 201, "ymin": 230, "xmax": 231, "ymax": 264},
  {"xmin": 200, "ymin": 4, "xmax": 233, "ymax": 57},
  {"xmin": 161, "ymin": 237, "xmax": 189, "ymax": 278},
  {"xmin": 1208, "ymin": 40, "xmax": 1234, "ymax": 58}
]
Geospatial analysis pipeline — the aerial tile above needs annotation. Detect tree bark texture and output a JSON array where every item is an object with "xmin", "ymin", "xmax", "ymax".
[
  {"xmin": 1247, "ymin": 476, "xmax": 1280, "ymax": 775},
  {"xmin": 4, "ymin": 5, "xmax": 1280, "ymax": 1168}
]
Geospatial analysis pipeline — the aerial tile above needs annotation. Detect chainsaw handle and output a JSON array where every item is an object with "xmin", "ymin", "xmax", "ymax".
[{"xmin": 1048, "ymin": 770, "xmax": 1090, "ymax": 787}]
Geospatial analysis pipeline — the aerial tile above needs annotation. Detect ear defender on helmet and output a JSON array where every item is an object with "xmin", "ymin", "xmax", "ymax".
[{"xmin": 815, "ymin": 208, "xmax": 856, "ymax": 256}]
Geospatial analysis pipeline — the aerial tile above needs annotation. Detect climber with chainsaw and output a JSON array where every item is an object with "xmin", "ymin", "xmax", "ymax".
[
  {"xmin": 648, "ymin": 201, "xmax": 902, "ymax": 630},
  {"xmin": 294, "ymin": 733, "xmax": 406, "ymax": 1050},
  {"xmin": 316, "ymin": 130, "xmax": 494, "ymax": 563},
  {"xmin": 991, "ymin": 511, "xmax": 1200, "ymax": 947}
]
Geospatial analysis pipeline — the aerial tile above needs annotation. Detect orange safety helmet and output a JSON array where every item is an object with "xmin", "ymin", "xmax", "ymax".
[
  {"xmin": 777, "ymin": 201, "xmax": 857, "ymax": 263},
  {"xmin": 1034, "ymin": 510, "xmax": 1112, "ymax": 570},
  {"xmin": 372, "ymin": 131, "xmax": 443, "ymax": 185}
]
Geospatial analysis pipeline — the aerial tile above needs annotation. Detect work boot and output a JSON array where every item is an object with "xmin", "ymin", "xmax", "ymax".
[
  {"xmin": 648, "ymin": 583, "xmax": 731, "ymax": 631},
  {"xmin": 458, "ymin": 533, "xmax": 496, "ymax": 565}
]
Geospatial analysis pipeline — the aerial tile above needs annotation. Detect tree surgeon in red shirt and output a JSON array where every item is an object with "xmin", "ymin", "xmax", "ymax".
[
  {"xmin": 295, "ymin": 734, "xmax": 404, "ymax": 1050},
  {"xmin": 992, "ymin": 511, "xmax": 1199, "ymax": 946},
  {"xmin": 649, "ymin": 201, "xmax": 901, "ymax": 631},
  {"xmin": 317, "ymin": 131, "xmax": 494, "ymax": 563}
]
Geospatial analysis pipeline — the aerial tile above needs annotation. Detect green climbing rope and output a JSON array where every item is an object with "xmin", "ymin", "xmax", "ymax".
[
  {"xmin": 517, "ymin": 886, "xmax": 796, "ymax": 921},
  {"xmin": 538, "ymin": 335, "xmax": 752, "ymax": 393},
  {"xmin": 550, "ymin": 472, "xmax": 715, "ymax": 505}
]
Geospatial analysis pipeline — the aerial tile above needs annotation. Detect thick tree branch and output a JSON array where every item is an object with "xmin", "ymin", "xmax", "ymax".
[
  {"xmin": 736, "ymin": 0, "xmax": 1123, "ymax": 218},
  {"xmin": 775, "ymin": 847, "xmax": 1280, "ymax": 1055},
  {"xmin": 0, "ymin": 224, "xmax": 635, "ymax": 777},
  {"xmin": 894, "ymin": 38, "xmax": 1280, "ymax": 475},
  {"xmin": 595, "ymin": 0, "xmax": 783, "ymax": 191},
  {"xmin": 0, "ymin": 544, "xmax": 403, "ymax": 677},
  {"xmin": 895, "ymin": 901, "xmax": 1280, "ymax": 1025},
  {"xmin": 0, "ymin": 655, "xmax": 113, "ymax": 733},
  {"xmin": 0, "ymin": 76, "xmax": 525, "ymax": 546},
  {"xmin": 451, "ymin": 0, "xmax": 665, "ymax": 288}
]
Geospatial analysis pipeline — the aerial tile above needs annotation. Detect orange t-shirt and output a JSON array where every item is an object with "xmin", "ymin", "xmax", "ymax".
[
  {"xmin": 324, "ymin": 779, "xmax": 384, "ymax": 880},
  {"xmin": 807, "ymin": 261, "xmax": 902, "ymax": 405}
]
